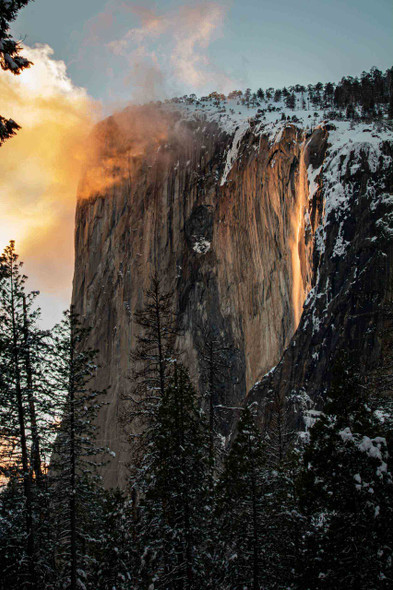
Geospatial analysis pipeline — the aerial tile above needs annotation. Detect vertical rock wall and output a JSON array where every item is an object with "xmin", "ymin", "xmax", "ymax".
[
  {"xmin": 72, "ymin": 109, "xmax": 317, "ymax": 487},
  {"xmin": 247, "ymin": 135, "xmax": 393, "ymax": 429}
]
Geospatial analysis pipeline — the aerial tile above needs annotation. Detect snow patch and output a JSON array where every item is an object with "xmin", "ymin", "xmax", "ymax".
[
  {"xmin": 220, "ymin": 122, "xmax": 249, "ymax": 186},
  {"xmin": 307, "ymin": 164, "xmax": 322, "ymax": 201},
  {"xmin": 192, "ymin": 237, "xmax": 211, "ymax": 254}
]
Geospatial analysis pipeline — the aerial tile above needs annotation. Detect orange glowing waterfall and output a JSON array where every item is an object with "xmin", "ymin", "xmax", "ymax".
[{"xmin": 290, "ymin": 137, "xmax": 309, "ymax": 329}]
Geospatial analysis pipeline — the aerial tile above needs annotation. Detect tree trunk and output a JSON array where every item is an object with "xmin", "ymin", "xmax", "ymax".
[
  {"xmin": 209, "ymin": 344, "xmax": 214, "ymax": 466},
  {"xmin": 22, "ymin": 294, "xmax": 42, "ymax": 484},
  {"xmin": 10, "ymin": 260, "xmax": 35, "ymax": 589},
  {"xmin": 69, "ymin": 333, "xmax": 77, "ymax": 590},
  {"xmin": 249, "ymin": 438, "xmax": 259, "ymax": 590}
]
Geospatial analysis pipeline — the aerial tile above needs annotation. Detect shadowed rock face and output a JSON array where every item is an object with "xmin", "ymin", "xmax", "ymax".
[
  {"xmin": 247, "ymin": 138, "xmax": 393, "ymax": 429},
  {"xmin": 72, "ymin": 107, "xmax": 322, "ymax": 487}
]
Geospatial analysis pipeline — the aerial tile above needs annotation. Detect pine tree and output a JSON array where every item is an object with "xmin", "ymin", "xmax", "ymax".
[
  {"xmin": 123, "ymin": 271, "xmax": 179, "ymax": 488},
  {"xmin": 0, "ymin": 241, "xmax": 43, "ymax": 589},
  {"xmin": 256, "ymin": 88, "xmax": 264, "ymax": 101},
  {"xmin": 91, "ymin": 489, "xmax": 136, "ymax": 590},
  {"xmin": 0, "ymin": 1, "xmax": 33, "ymax": 145},
  {"xmin": 0, "ymin": 241, "xmax": 60, "ymax": 589},
  {"xmin": 285, "ymin": 92, "xmax": 296, "ymax": 110},
  {"xmin": 259, "ymin": 392, "xmax": 303, "ymax": 588},
  {"xmin": 215, "ymin": 407, "xmax": 266, "ymax": 590},
  {"xmin": 196, "ymin": 326, "xmax": 233, "ymax": 468},
  {"xmin": 265, "ymin": 391, "xmax": 294, "ymax": 466},
  {"xmin": 387, "ymin": 67, "xmax": 393, "ymax": 119},
  {"xmin": 0, "ymin": 476, "xmax": 29, "ymax": 590},
  {"xmin": 136, "ymin": 364, "xmax": 210, "ymax": 590},
  {"xmin": 274, "ymin": 89, "xmax": 282, "ymax": 102},
  {"xmin": 49, "ymin": 308, "xmax": 107, "ymax": 590},
  {"xmin": 298, "ymin": 360, "xmax": 393, "ymax": 589},
  {"xmin": 125, "ymin": 272, "xmax": 177, "ymax": 410}
]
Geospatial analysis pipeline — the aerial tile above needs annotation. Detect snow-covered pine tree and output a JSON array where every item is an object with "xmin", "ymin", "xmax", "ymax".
[
  {"xmin": 90, "ymin": 488, "xmax": 136, "ymax": 590},
  {"xmin": 265, "ymin": 390, "xmax": 295, "ymax": 466},
  {"xmin": 49, "ymin": 308, "xmax": 108, "ymax": 590},
  {"xmin": 0, "ymin": 475, "xmax": 28, "ymax": 589},
  {"xmin": 0, "ymin": 1, "xmax": 33, "ymax": 145},
  {"xmin": 258, "ymin": 392, "xmax": 304, "ymax": 589},
  {"xmin": 135, "ymin": 363, "xmax": 210, "ymax": 590},
  {"xmin": 195, "ymin": 327, "xmax": 238, "ymax": 587},
  {"xmin": 214, "ymin": 406, "xmax": 266, "ymax": 590},
  {"xmin": 297, "ymin": 359, "xmax": 393, "ymax": 589},
  {"xmin": 285, "ymin": 92, "xmax": 296, "ymax": 110}
]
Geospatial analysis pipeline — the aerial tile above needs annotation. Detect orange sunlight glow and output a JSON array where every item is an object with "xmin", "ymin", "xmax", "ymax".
[
  {"xmin": 290, "ymin": 141, "xmax": 308, "ymax": 329},
  {"xmin": 78, "ymin": 104, "xmax": 170, "ymax": 200},
  {"xmin": 0, "ymin": 44, "xmax": 99, "ymax": 294},
  {"xmin": 0, "ymin": 437, "xmax": 19, "ymax": 488}
]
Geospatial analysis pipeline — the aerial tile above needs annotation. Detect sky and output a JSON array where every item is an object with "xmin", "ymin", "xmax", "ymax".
[
  {"xmin": 1, "ymin": 0, "xmax": 392, "ymax": 327},
  {"xmin": 10, "ymin": 0, "xmax": 393, "ymax": 103}
]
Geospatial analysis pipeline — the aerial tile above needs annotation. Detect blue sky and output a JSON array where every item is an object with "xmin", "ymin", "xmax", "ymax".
[
  {"xmin": 4, "ymin": 0, "xmax": 392, "ymax": 327},
  {"xmin": 12, "ymin": 0, "xmax": 393, "ymax": 104}
]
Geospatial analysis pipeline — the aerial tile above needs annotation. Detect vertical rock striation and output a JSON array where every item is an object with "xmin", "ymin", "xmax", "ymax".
[
  {"xmin": 72, "ymin": 100, "xmax": 393, "ymax": 487},
  {"xmin": 248, "ymin": 126, "xmax": 393, "ymax": 428},
  {"xmin": 72, "ymin": 106, "xmax": 317, "ymax": 487}
]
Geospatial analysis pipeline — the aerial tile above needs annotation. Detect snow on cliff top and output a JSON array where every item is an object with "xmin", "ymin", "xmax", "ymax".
[
  {"xmin": 159, "ymin": 91, "xmax": 393, "ymax": 190},
  {"xmin": 162, "ymin": 91, "xmax": 393, "ymax": 142}
]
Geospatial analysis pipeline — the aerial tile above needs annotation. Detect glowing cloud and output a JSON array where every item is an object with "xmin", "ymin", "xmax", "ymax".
[
  {"xmin": 78, "ymin": 103, "xmax": 172, "ymax": 200},
  {"xmin": 0, "ymin": 44, "xmax": 98, "ymax": 303}
]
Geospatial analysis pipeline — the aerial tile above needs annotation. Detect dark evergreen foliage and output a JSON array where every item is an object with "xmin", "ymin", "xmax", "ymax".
[
  {"xmin": 126, "ymin": 272, "xmax": 177, "ymax": 407},
  {"xmin": 135, "ymin": 364, "xmax": 210, "ymax": 590},
  {"xmin": 49, "ymin": 308, "xmax": 108, "ymax": 590},
  {"xmin": 0, "ymin": 1, "xmax": 33, "ymax": 145},
  {"xmin": 91, "ymin": 489, "xmax": 136, "ymax": 590},
  {"xmin": 1, "ymin": 245, "xmax": 392, "ymax": 589},
  {"xmin": 122, "ymin": 271, "xmax": 179, "ymax": 487},
  {"xmin": 0, "ymin": 241, "xmax": 51, "ymax": 589},
  {"xmin": 215, "ymin": 407, "xmax": 266, "ymax": 589},
  {"xmin": 196, "ymin": 325, "xmax": 234, "ymax": 467},
  {"xmin": 298, "ymin": 360, "xmax": 393, "ymax": 589},
  {"xmin": 331, "ymin": 66, "xmax": 393, "ymax": 118}
]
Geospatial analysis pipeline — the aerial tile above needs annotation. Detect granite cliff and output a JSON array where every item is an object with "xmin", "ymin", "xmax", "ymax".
[{"xmin": 72, "ymin": 97, "xmax": 393, "ymax": 487}]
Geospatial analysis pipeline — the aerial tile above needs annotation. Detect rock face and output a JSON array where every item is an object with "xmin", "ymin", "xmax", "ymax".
[
  {"xmin": 248, "ymin": 131, "xmax": 393, "ymax": 425},
  {"xmin": 72, "ymin": 103, "xmax": 393, "ymax": 488},
  {"xmin": 72, "ymin": 106, "xmax": 320, "ymax": 487}
]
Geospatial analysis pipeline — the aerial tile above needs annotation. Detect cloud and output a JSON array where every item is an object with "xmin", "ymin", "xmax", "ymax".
[
  {"xmin": 83, "ymin": 1, "xmax": 232, "ymax": 101},
  {"xmin": 0, "ymin": 44, "xmax": 99, "ymax": 309},
  {"xmin": 118, "ymin": 2, "xmax": 228, "ymax": 92},
  {"xmin": 170, "ymin": 3, "xmax": 226, "ymax": 87}
]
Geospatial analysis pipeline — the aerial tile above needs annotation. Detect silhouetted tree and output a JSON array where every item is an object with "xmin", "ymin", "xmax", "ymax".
[
  {"xmin": 0, "ymin": 1, "xmax": 33, "ymax": 145},
  {"xmin": 50, "ymin": 308, "xmax": 107, "ymax": 590},
  {"xmin": 0, "ymin": 241, "xmax": 37, "ymax": 588},
  {"xmin": 256, "ymin": 88, "xmax": 265, "ymax": 101},
  {"xmin": 196, "ymin": 326, "xmax": 234, "ymax": 467},
  {"xmin": 285, "ymin": 92, "xmax": 296, "ymax": 110},
  {"xmin": 215, "ymin": 407, "xmax": 266, "ymax": 590},
  {"xmin": 136, "ymin": 363, "xmax": 210, "ymax": 590},
  {"xmin": 123, "ymin": 272, "xmax": 179, "ymax": 485}
]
